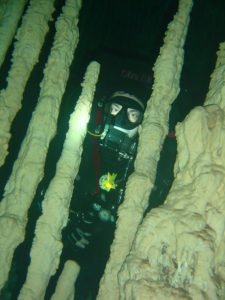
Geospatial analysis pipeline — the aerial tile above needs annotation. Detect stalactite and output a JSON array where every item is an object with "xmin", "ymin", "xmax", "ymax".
[
  {"xmin": 51, "ymin": 260, "xmax": 80, "ymax": 300},
  {"xmin": 204, "ymin": 42, "xmax": 225, "ymax": 111},
  {"xmin": 97, "ymin": 0, "xmax": 193, "ymax": 299},
  {"xmin": 0, "ymin": 0, "xmax": 81, "ymax": 290},
  {"xmin": 18, "ymin": 60, "xmax": 100, "ymax": 300},
  {"xmin": 0, "ymin": 0, "xmax": 27, "ymax": 68},
  {"xmin": 0, "ymin": 0, "xmax": 56, "ymax": 167}
]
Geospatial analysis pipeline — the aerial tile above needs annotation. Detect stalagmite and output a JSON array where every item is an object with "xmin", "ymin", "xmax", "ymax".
[
  {"xmin": 115, "ymin": 43, "xmax": 225, "ymax": 299},
  {"xmin": 0, "ymin": 0, "xmax": 55, "ymax": 167},
  {"xmin": 0, "ymin": 0, "xmax": 27, "ymax": 68},
  {"xmin": 0, "ymin": 0, "xmax": 81, "ymax": 291},
  {"xmin": 97, "ymin": 0, "xmax": 193, "ymax": 299},
  {"xmin": 19, "ymin": 60, "xmax": 100, "ymax": 300},
  {"xmin": 51, "ymin": 260, "xmax": 80, "ymax": 300}
]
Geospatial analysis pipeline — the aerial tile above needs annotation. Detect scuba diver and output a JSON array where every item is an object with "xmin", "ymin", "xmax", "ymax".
[{"xmin": 63, "ymin": 91, "xmax": 145, "ymax": 250}]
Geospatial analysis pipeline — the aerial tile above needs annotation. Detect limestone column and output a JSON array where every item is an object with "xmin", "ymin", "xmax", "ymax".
[
  {"xmin": 0, "ymin": 0, "xmax": 27, "ymax": 68},
  {"xmin": 0, "ymin": 0, "xmax": 81, "ymax": 291},
  {"xmin": 51, "ymin": 260, "xmax": 80, "ymax": 300},
  {"xmin": 204, "ymin": 42, "xmax": 225, "ymax": 110},
  {"xmin": 97, "ymin": 0, "xmax": 193, "ymax": 299},
  {"xmin": 0, "ymin": 0, "xmax": 56, "ymax": 167},
  {"xmin": 18, "ymin": 60, "xmax": 100, "ymax": 300}
]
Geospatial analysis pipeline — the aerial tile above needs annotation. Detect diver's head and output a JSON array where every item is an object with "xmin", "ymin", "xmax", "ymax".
[{"xmin": 105, "ymin": 91, "xmax": 145, "ymax": 133}]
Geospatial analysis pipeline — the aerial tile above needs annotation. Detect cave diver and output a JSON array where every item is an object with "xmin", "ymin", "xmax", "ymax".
[{"xmin": 64, "ymin": 91, "xmax": 145, "ymax": 250}]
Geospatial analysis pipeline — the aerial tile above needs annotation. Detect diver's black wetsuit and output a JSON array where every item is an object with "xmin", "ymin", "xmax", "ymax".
[{"xmin": 64, "ymin": 144, "xmax": 135, "ymax": 252}]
